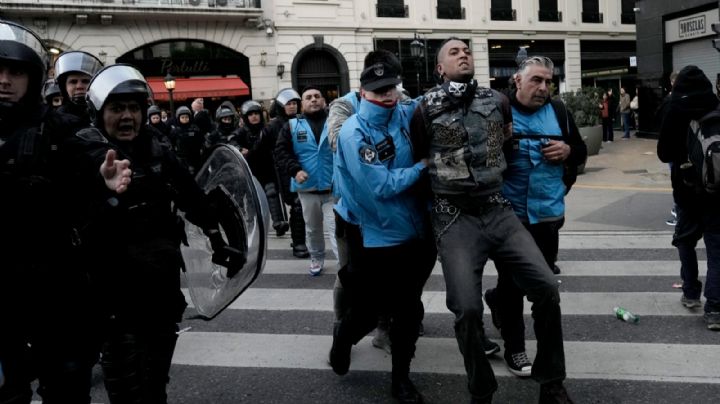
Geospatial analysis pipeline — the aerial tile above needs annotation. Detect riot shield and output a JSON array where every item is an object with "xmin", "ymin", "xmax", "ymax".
[{"xmin": 181, "ymin": 144, "xmax": 269, "ymax": 319}]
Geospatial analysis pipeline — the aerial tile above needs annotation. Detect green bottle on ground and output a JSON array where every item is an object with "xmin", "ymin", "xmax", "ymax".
[{"xmin": 613, "ymin": 306, "xmax": 639, "ymax": 324}]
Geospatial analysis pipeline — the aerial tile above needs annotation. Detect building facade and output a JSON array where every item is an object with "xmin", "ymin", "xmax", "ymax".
[
  {"xmin": 634, "ymin": 0, "xmax": 720, "ymax": 136},
  {"xmin": 1, "ymin": 0, "xmax": 637, "ymax": 108}
]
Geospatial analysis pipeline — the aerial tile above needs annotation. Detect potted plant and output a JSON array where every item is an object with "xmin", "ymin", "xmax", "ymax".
[{"xmin": 558, "ymin": 87, "xmax": 604, "ymax": 157}]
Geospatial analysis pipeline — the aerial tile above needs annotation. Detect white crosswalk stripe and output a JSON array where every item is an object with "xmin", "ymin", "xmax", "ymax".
[{"xmin": 81, "ymin": 231, "xmax": 718, "ymax": 402}]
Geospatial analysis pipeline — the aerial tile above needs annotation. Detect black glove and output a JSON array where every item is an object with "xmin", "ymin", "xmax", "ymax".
[{"xmin": 208, "ymin": 229, "xmax": 247, "ymax": 278}]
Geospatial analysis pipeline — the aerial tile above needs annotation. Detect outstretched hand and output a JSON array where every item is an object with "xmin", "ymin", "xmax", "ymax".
[{"xmin": 100, "ymin": 149, "xmax": 132, "ymax": 193}]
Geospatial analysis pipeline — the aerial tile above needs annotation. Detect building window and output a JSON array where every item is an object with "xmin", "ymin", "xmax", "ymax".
[
  {"xmin": 538, "ymin": 0, "xmax": 561, "ymax": 22},
  {"xmin": 581, "ymin": 0, "xmax": 602, "ymax": 23},
  {"xmin": 437, "ymin": 0, "xmax": 465, "ymax": 20},
  {"xmin": 490, "ymin": 0, "xmax": 516, "ymax": 21},
  {"xmin": 377, "ymin": 0, "xmax": 408, "ymax": 18},
  {"xmin": 620, "ymin": 0, "xmax": 635, "ymax": 24}
]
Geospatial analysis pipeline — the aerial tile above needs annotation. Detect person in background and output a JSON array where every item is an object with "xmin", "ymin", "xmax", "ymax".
[
  {"xmin": 147, "ymin": 104, "xmax": 170, "ymax": 140},
  {"xmin": 265, "ymin": 88, "xmax": 310, "ymax": 258},
  {"xmin": 54, "ymin": 50, "xmax": 103, "ymax": 126},
  {"xmin": 619, "ymin": 86, "xmax": 632, "ymax": 139},
  {"xmin": 235, "ymin": 100, "xmax": 289, "ymax": 237},
  {"xmin": 275, "ymin": 86, "xmax": 338, "ymax": 275},
  {"xmin": 43, "ymin": 79, "xmax": 63, "ymax": 109},
  {"xmin": 191, "ymin": 97, "xmax": 213, "ymax": 137},
  {"xmin": 170, "ymin": 105, "xmax": 203, "ymax": 174},
  {"xmin": 657, "ymin": 65, "xmax": 720, "ymax": 331},
  {"xmin": 600, "ymin": 92, "xmax": 613, "ymax": 142}
]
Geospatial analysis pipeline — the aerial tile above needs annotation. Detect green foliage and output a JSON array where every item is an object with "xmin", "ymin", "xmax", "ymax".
[{"xmin": 558, "ymin": 87, "xmax": 604, "ymax": 127}]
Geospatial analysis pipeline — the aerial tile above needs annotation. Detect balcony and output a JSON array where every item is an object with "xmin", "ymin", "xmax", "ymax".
[
  {"xmin": 437, "ymin": 6, "xmax": 465, "ymax": 20},
  {"xmin": 581, "ymin": 11, "xmax": 603, "ymax": 24},
  {"xmin": 0, "ymin": 0, "xmax": 263, "ymax": 20},
  {"xmin": 538, "ymin": 9, "xmax": 561, "ymax": 22},
  {"xmin": 621, "ymin": 12, "xmax": 636, "ymax": 25},
  {"xmin": 376, "ymin": 3, "xmax": 408, "ymax": 18},
  {"xmin": 490, "ymin": 8, "xmax": 516, "ymax": 21}
]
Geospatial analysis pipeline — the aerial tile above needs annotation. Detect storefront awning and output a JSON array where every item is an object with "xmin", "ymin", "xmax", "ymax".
[{"xmin": 147, "ymin": 76, "xmax": 250, "ymax": 101}]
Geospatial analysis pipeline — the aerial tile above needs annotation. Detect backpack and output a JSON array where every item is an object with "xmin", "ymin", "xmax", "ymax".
[{"xmin": 688, "ymin": 111, "xmax": 720, "ymax": 194}]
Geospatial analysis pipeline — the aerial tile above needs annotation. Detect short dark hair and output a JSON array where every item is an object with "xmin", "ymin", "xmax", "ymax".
[
  {"xmin": 364, "ymin": 49, "xmax": 402, "ymax": 73},
  {"xmin": 435, "ymin": 37, "xmax": 466, "ymax": 64},
  {"xmin": 300, "ymin": 85, "xmax": 322, "ymax": 97}
]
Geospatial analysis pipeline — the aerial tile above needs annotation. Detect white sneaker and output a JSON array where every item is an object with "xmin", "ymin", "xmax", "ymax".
[{"xmin": 309, "ymin": 258, "xmax": 324, "ymax": 276}]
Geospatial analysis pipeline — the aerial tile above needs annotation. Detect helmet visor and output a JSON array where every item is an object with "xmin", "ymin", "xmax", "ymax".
[
  {"xmin": 55, "ymin": 51, "xmax": 103, "ymax": 78},
  {"xmin": 87, "ymin": 64, "xmax": 152, "ymax": 111}
]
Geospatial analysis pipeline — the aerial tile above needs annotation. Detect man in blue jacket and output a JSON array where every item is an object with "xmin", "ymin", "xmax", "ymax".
[
  {"xmin": 484, "ymin": 55, "xmax": 587, "ymax": 378},
  {"xmin": 275, "ymin": 86, "xmax": 338, "ymax": 275},
  {"xmin": 329, "ymin": 61, "xmax": 436, "ymax": 404}
]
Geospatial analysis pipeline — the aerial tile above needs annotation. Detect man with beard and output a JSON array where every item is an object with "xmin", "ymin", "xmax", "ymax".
[
  {"xmin": 74, "ymin": 64, "xmax": 242, "ymax": 403},
  {"xmin": 276, "ymin": 86, "xmax": 338, "ymax": 275},
  {"xmin": 0, "ymin": 20, "xmax": 91, "ymax": 403},
  {"xmin": 265, "ymin": 88, "xmax": 310, "ymax": 258},
  {"xmin": 54, "ymin": 50, "xmax": 103, "ymax": 126},
  {"xmin": 235, "ymin": 100, "xmax": 289, "ymax": 236},
  {"xmin": 409, "ymin": 38, "xmax": 573, "ymax": 404}
]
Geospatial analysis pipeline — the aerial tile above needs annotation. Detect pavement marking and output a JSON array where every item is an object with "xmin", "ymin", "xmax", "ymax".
[
  {"xmin": 172, "ymin": 333, "xmax": 720, "ymax": 385},
  {"xmin": 182, "ymin": 289, "xmax": 697, "ymax": 316},
  {"xmin": 257, "ymin": 260, "xmax": 703, "ymax": 277},
  {"xmin": 573, "ymin": 184, "xmax": 672, "ymax": 192}
]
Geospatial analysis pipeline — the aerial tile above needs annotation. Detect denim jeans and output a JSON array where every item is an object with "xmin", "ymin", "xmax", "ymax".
[
  {"xmin": 297, "ymin": 191, "xmax": 338, "ymax": 261},
  {"xmin": 673, "ymin": 203, "xmax": 720, "ymax": 313},
  {"xmin": 431, "ymin": 203, "xmax": 566, "ymax": 400},
  {"xmin": 494, "ymin": 218, "xmax": 565, "ymax": 354},
  {"xmin": 621, "ymin": 112, "xmax": 631, "ymax": 138}
]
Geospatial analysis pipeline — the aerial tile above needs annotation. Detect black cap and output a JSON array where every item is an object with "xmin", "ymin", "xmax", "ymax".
[{"xmin": 360, "ymin": 62, "xmax": 401, "ymax": 92}]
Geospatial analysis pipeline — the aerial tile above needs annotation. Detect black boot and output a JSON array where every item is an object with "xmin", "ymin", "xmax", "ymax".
[
  {"xmin": 539, "ymin": 381, "xmax": 574, "ymax": 404},
  {"xmin": 264, "ymin": 183, "xmax": 289, "ymax": 237},
  {"xmin": 391, "ymin": 377, "xmax": 423, "ymax": 404},
  {"xmin": 290, "ymin": 202, "xmax": 309, "ymax": 258}
]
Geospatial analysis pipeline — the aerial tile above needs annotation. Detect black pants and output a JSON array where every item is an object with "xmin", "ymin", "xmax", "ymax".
[
  {"xmin": 494, "ymin": 218, "xmax": 564, "ymax": 354},
  {"xmin": 100, "ymin": 319, "xmax": 178, "ymax": 404},
  {"xmin": 335, "ymin": 223, "xmax": 435, "ymax": 378}
]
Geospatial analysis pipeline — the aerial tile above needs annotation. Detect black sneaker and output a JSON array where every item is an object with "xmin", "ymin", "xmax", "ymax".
[
  {"xmin": 704, "ymin": 312, "xmax": 720, "ymax": 331},
  {"xmin": 292, "ymin": 242, "xmax": 310, "ymax": 258},
  {"xmin": 483, "ymin": 336, "xmax": 500, "ymax": 356},
  {"xmin": 273, "ymin": 221, "xmax": 289, "ymax": 237},
  {"xmin": 391, "ymin": 377, "xmax": 423, "ymax": 404},
  {"xmin": 504, "ymin": 351, "xmax": 532, "ymax": 377},
  {"xmin": 483, "ymin": 288, "xmax": 502, "ymax": 330},
  {"xmin": 538, "ymin": 381, "xmax": 574, "ymax": 404},
  {"xmin": 681, "ymin": 295, "xmax": 702, "ymax": 309},
  {"xmin": 551, "ymin": 264, "xmax": 561, "ymax": 275}
]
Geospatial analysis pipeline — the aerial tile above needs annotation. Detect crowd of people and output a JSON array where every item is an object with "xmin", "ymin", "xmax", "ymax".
[{"xmin": 2, "ymin": 17, "xmax": 718, "ymax": 404}]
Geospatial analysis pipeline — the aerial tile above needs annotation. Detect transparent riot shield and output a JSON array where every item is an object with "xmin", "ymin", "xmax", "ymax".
[{"xmin": 181, "ymin": 144, "xmax": 269, "ymax": 319}]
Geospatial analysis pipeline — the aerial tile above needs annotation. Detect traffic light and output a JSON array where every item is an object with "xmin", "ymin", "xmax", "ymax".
[{"xmin": 713, "ymin": 23, "xmax": 720, "ymax": 51}]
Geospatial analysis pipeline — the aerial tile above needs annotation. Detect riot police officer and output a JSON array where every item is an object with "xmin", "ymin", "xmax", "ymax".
[
  {"xmin": 147, "ymin": 104, "xmax": 170, "ymax": 139},
  {"xmin": 235, "ymin": 100, "xmax": 289, "ymax": 236},
  {"xmin": 204, "ymin": 101, "xmax": 239, "ymax": 152},
  {"xmin": 54, "ymin": 50, "xmax": 103, "ymax": 125},
  {"xmin": 75, "ymin": 64, "xmax": 242, "ymax": 404},
  {"xmin": 264, "ymin": 88, "xmax": 309, "ymax": 257},
  {"xmin": 0, "ymin": 20, "xmax": 91, "ymax": 404},
  {"xmin": 170, "ymin": 105, "xmax": 203, "ymax": 174},
  {"xmin": 42, "ymin": 79, "xmax": 62, "ymax": 109}
]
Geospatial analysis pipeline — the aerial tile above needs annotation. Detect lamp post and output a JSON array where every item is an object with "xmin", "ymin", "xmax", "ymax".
[
  {"xmin": 163, "ymin": 72, "xmax": 176, "ymax": 117},
  {"xmin": 409, "ymin": 34, "xmax": 425, "ymax": 97}
]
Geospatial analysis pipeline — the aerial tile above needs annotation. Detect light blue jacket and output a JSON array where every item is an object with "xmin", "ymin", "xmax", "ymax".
[
  {"xmin": 289, "ymin": 117, "xmax": 333, "ymax": 192},
  {"xmin": 334, "ymin": 99, "xmax": 426, "ymax": 247},
  {"xmin": 503, "ymin": 103, "xmax": 565, "ymax": 224}
]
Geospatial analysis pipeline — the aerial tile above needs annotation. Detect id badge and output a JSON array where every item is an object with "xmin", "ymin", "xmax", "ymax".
[
  {"xmin": 297, "ymin": 131, "xmax": 308, "ymax": 142},
  {"xmin": 375, "ymin": 136, "xmax": 396, "ymax": 162}
]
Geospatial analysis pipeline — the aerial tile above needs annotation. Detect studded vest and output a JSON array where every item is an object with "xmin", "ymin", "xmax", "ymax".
[{"xmin": 423, "ymin": 85, "xmax": 507, "ymax": 198}]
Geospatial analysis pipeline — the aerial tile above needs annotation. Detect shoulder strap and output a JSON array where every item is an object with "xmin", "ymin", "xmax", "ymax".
[{"xmin": 549, "ymin": 99, "xmax": 569, "ymax": 140}]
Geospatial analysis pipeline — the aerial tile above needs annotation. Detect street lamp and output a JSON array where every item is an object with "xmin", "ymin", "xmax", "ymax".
[
  {"xmin": 410, "ymin": 34, "xmax": 425, "ymax": 97},
  {"xmin": 164, "ymin": 72, "xmax": 176, "ymax": 117}
]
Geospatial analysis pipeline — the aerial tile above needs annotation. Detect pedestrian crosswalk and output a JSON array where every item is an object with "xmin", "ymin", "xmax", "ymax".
[{"xmin": 78, "ymin": 231, "xmax": 718, "ymax": 403}]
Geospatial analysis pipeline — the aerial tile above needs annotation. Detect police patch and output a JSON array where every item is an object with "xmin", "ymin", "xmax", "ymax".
[
  {"xmin": 360, "ymin": 146, "xmax": 377, "ymax": 163},
  {"xmin": 374, "ymin": 64, "xmax": 384, "ymax": 77}
]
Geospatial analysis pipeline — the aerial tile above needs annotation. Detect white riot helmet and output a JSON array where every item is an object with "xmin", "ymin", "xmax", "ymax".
[
  {"xmin": 0, "ymin": 20, "xmax": 48, "ymax": 106},
  {"xmin": 86, "ymin": 64, "xmax": 152, "ymax": 127},
  {"xmin": 55, "ymin": 51, "xmax": 104, "ymax": 105}
]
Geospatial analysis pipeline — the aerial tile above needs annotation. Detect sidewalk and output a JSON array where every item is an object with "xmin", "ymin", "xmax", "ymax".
[{"xmin": 564, "ymin": 133, "xmax": 674, "ymax": 232}]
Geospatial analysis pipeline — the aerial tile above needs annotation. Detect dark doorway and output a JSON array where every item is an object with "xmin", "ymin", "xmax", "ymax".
[{"xmin": 292, "ymin": 47, "xmax": 349, "ymax": 103}]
